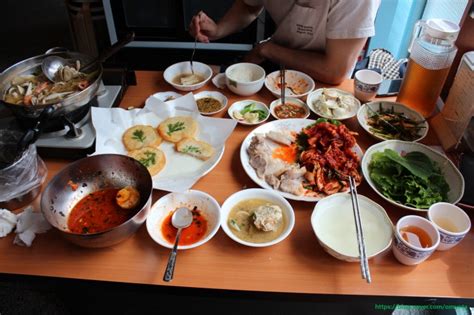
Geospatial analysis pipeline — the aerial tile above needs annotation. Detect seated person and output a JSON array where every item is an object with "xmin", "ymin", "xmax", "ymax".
[{"xmin": 190, "ymin": 0, "xmax": 380, "ymax": 84}]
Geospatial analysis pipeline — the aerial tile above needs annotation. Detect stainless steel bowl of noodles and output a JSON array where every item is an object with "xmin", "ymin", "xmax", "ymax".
[{"xmin": 0, "ymin": 48, "xmax": 102, "ymax": 120}]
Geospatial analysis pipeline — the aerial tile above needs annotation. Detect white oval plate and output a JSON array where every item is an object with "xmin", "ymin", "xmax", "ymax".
[
  {"xmin": 362, "ymin": 140, "xmax": 465, "ymax": 212},
  {"xmin": 307, "ymin": 88, "xmax": 360, "ymax": 120},
  {"xmin": 357, "ymin": 101, "xmax": 428, "ymax": 142},
  {"xmin": 265, "ymin": 70, "xmax": 315, "ymax": 99},
  {"xmin": 240, "ymin": 119, "xmax": 363, "ymax": 202}
]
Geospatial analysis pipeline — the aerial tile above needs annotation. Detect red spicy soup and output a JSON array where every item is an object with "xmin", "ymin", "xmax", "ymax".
[
  {"xmin": 68, "ymin": 188, "xmax": 135, "ymax": 234},
  {"xmin": 161, "ymin": 207, "xmax": 208, "ymax": 246}
]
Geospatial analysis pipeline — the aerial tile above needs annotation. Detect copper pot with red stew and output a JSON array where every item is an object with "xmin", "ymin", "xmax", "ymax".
[{"xmin": 41, "ymin": 154, "xmax": 153, "ymax": 248}]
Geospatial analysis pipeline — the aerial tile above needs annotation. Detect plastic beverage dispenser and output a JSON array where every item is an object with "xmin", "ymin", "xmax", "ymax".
[{"xmin": 397, "ymin": 19, "xmax": 460, "ymax": 117}]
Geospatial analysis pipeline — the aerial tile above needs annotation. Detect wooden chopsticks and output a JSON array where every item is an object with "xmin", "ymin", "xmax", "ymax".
[
  {"xmin": 280, "ymin": 65, "xmax": 285, "ymax": 105},
  {"xmin": 349, "ymin": 176, "xmax": 371, "ymax": 283}
]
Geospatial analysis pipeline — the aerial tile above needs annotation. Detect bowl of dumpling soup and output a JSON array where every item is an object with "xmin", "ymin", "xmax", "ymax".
[
  {"xmin": 164, "ymin": 61, "xmax": 213, "ymax": 91},
  {"xmin": 220, "ymin": 188, "xmax": 295, "ymax": 247}
]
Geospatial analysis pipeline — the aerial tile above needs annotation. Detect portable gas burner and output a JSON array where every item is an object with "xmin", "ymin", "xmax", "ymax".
[{"xmin": 0, "ymin": 84, "xmax": 123, "ymax": 159}]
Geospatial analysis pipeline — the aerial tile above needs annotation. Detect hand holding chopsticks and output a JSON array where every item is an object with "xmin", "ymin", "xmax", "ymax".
[{"xmin": 349, "ymin": 176, "xmax": 372, "ymax": 284}]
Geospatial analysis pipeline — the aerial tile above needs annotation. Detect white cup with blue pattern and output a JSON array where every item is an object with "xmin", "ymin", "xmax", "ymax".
[
  {"xmin": 393, "ymin": 215, "xmax": 440, "ymax": 265},
  {"xmin": 428, "ymin": 202, "xmax": 471, "ymax": 251},
  {"xmin": 354, "ymin": 69, "xmax": 383, "ymax": 102}
]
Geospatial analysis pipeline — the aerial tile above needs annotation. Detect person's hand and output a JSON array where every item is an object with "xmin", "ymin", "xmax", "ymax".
[
  {"xmin": 243, "ymin": 41, "xmax": 270, "ymax": 64},
  {"xmin": 189, "ymin": 11, "xmax": 218, "ymax": 43}
]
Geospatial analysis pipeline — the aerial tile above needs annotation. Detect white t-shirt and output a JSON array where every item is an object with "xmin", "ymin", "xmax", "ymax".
[{"xmin": 244, "ymin": 0, "xmax": 380, "ymax": 52}]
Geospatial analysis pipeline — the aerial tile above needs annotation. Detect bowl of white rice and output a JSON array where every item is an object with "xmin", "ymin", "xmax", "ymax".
[{"xmin": 225, "ymin": 63, "xmax": 265, "ymax": 96}]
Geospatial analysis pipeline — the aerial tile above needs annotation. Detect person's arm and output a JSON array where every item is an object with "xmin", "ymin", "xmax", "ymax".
[
  {"xmin": 189, "ymin": 0, "xmax": 263, "ymax": 43},
  {"xmin": 246, "ymin": 37, "xmax": 368, "ymax": 85}
]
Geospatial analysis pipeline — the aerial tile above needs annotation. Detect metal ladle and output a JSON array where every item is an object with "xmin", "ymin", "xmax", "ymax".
[
  {"xmin": 163, "ymin": 207, "xmax": 193, "ymax": 282},
  {"xmin": 41, "ymin": 32, "xmax": 135, "ymax": 82}
]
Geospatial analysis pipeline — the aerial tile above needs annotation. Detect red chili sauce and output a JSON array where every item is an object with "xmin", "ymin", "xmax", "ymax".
[
  {"xmin": 274, "ymin": 103, "xmax": 307, "ymax": 119},
  {"xmin": 161, "ymin": 207, "xmax": 208, "ymax": 246},
  {"xmin": 68, "ymin": 188, "xmax": 135, "ymax": 234}
]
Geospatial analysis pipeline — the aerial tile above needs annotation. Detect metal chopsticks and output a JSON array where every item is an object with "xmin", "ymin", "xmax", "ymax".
[
  {"xmin": 190, "ymin": 36, "xmax": 197, "ymax": 75},
  {"xmin": 349, "ymin": 176, "xmax": 371, "ymax": 284},
  {"xmin": 280, "ymin": 65, "xmax": 285, "ymax": 105}
]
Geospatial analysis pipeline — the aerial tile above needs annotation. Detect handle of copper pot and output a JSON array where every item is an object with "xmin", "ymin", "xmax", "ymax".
[
  {"xmin": 44, "ymin": 47, "xmax": 69, "ymax": 55},
  {"xmin": 17, "ymin": 106, "xmax": 54, "ymax": 153}
]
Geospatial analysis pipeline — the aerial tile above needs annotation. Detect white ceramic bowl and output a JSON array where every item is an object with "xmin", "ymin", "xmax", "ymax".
[
  {"xmin": 228, "ymin": 100, "xmax": 269, "ymax": 125},
  {"xmin": 220, "ymin": 188, "xmax": 295, "ymax": 247},
  {"xmin": 163, "ymin": 61, "xmax": 213, "ymax": 91},
  {"xmin": 146, "ymin": 190, "xmax": 221, "ymax": 250},
  {"xmin": 362, "ymin": 140, "xmax": 465, "ymax": 212},
  {"xmin": 307, "ymin": 88, "xmax": 360, "ymax": 120},
  {"xmin": 148, "ymin": 91, "xmax": 183, "ymax": 103},
  {"xmin": 269, "ymin": 97, "xmax": 310, "ymax": 120},
  {"xmin": 311, "ymin": 193, "xmax": 393, "ymax": 262},
  {"xmin": 194, "ymin": 90, "xmax": 228, "ymax": 115},
  {"xmin": 225, "ymin": 63, "xmax": 265, "ymax": 96},
  {"xmin": 357, "ymin": 101, "xmax": 428, "ymax": 142},
  {"xmin": 265, "ymin": 70, "xmax": 315, "ymax": 99}
]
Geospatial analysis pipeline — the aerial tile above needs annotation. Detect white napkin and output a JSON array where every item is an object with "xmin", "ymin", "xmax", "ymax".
[
  {"xmin": 0, "ymin": 209, "xmax": 17, "ymax": 237},
  {"xmin": 13, "ymin": 206, "xmax": 51, "ymax": 247}
]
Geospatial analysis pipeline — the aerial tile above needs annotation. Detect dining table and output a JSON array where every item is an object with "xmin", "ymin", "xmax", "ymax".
[{"xmin": 0, "ymin": 70, "xmax": 472, "ymax": 299}]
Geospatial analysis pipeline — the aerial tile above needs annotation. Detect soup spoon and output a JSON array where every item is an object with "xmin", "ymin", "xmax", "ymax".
[{"xmin": 163, "ymin": 207, "xmax": 193, "ymax": 282}]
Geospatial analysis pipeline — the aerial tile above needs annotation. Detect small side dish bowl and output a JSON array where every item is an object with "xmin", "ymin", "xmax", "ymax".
[
  {"xmin": 307, "ymin": 88, "xmax": 360, "ymax": 120},
  {"xmin": 146, "ymin": 190, "xmax": 221, "ymax": 250},
  {"xmin": 357, "ymin": 101, "xmax": 428, "ymax": 142},
  {"xmin": 194, "ymin": 90, "xmax": 228, "ymax": 115},
  {"xmin": 269, "ymin": 97, "xmax": 310, "ymax": 120},
  {"xmin": 225, "ymin": 63, "xmax": 265, "ymax": 96},
  {"xmin": 220, "ymin": 188, "xmax": 295, "ymax": 247},
  {"xmin": 164, "ymin": 61, "xmax": 213, "ymax": 91},
  {"xmin": 228, "ymin": 100, "xmax": 269, "ymax": 125},
  {"xmin": 264, "ymin": 70, "xmax": 315, "ymax": 99},
  {"xmin": 311, "ymin": 193, "xmax": 393, "ymax": 262},
  {"xmin": 40, "ymin": 154, "xmax": 153, "ymax": 248},
  {"xmin": 149, "ymin": 91, "xmax": 182, "ymax": 103},
  {"xmin": 362, "ymin": 140, "xmax": 465, "ymax": 212}
]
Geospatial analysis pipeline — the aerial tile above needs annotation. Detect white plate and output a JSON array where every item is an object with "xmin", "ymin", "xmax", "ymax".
[
  {"xmin": 194, "ymin": 90, "xmax": 228, "ymax": 115},
  {"xmin": 307, "ymin": 88, "xmax": 360, "ymax": 120},
  {"xmin": 150, "ymin": 91, "xmax": 183, "ymax": 102},
  {"xmin": 265, "ymin": 70, "xmax": 315, "ymax": 99},
  {"xmin": 240, "ymin": 119, "xmax": 363, "ymax": 202},
  {"xmin": 146, "ymin": 190, "xmax": 221, "ymax": 250},
  {"xmin": 362, "ymin": 140, "xmax": 465, "ymax": 212},
  {"xmin": 92, "ymin": 93, "xmax": 236, "ymax": 192},
  {"xmin": 357, "ymin": 101, "xmax": 428, "ymax": 142},
  {"xmin": 228, "ymin": 100, "xmax": 269, "ymax": 125}
]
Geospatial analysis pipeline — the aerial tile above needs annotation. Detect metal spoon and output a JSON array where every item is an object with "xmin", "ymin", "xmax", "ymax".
[
  {"xmin": 42, "ymin": 32, "xmax": 135, "ymax": 82},
  {"xmin": 163, "ymin": 207, "xmax": 193, "ymax": 282}
]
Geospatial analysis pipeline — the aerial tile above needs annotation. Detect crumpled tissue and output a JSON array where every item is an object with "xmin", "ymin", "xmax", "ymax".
[
  {"xmin": 13, "ymin": 206, "xmax": 51, "ymax": 247},
  {"xmin": 0, "ymin": 209, "xmax": 17, "ymax": 237},
  {"xmin": 0, "ymin": 207, "xmax": 51, "ymax": 247}
]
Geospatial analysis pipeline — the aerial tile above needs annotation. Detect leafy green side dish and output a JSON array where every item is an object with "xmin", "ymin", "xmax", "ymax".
[
  {"xmin": 368, "ymin": 148, "xmax": 449, "ymax": 208},
  {"xmin": 166, "ymin": 121, "xmax": 185, "ymax": 136},
  {"xmin": 132, "ymin": 129, "xmax": 146, "ymax": 143},
  {"xmin": 139, "ymin": 151, "xmax": 156, "ymax": 168},
  {"xmin": 182, "ymin": 145, "xmax": 202, "ymax": 154},
  {"xmin": 240, "ymin": 103, "xmax": 268, "ymax": 121}
]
